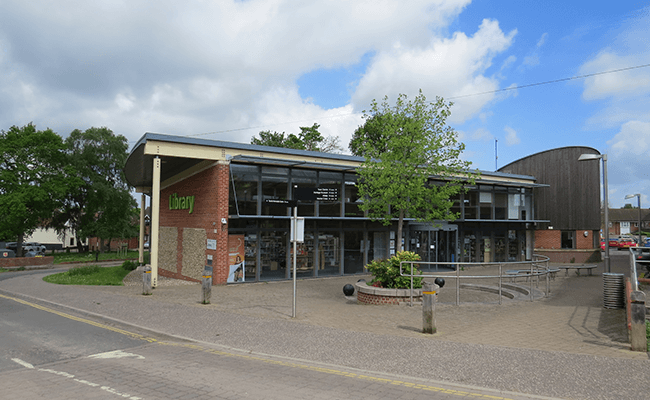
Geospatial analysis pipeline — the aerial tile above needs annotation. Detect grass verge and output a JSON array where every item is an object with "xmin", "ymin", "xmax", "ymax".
[
  {"xmin": 53, "ymin": 251, "xmax": 145, "ymax": 264},
  {"xmin": 43, "ymin": 264, "xmax": 133, "ymax": 286}
]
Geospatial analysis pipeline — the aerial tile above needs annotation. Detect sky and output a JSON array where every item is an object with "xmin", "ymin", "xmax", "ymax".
[{"xmin": 1, "ymin": 0, "xmax": 649, "ymax": 208}]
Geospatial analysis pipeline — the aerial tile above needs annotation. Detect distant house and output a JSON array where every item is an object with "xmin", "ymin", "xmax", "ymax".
[{"xmin": 606, "ymin": 208, "xmax": 650, "ymax": 236}]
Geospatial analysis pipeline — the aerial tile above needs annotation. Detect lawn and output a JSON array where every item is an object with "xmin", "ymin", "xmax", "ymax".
[
  {"xmin": 52, "ymin": 250, "xmax": 145, "ymax": 264},
  {"xmin": 43, "ymin": 263, "xmax": 136, "ymax": 286}
]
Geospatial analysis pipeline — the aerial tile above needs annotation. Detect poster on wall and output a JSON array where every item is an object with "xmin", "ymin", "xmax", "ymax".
[{"xmin": 227, "ymin": 235, "xmax": 245, "ymax": 283}]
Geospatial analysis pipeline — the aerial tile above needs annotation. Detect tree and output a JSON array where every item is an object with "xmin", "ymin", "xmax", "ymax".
[
  {"xmin": 0, "ymin": 123, "xmax": 78, "ymax": 256},
  {"xmin": 356, "ymin": 91, "xmax": 477, "ymax": 250},
  {"xmin": 51, "ymin": 127, "xmax": 136, "ymax": 252},
  {"xmin": 251, "ymin": 123, "xmax": 343, "ymax": 153},
  {"xmin": 349, "ymin": 113, "xmax": 393, "ymax": 157}
]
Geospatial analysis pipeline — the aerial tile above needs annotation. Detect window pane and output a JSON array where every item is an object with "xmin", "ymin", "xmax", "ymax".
[
  {"xmin": 344, "ymin": 173, "xmax": 363, "ymax": 217},
  {"xmin": 317, "ymin": 232, "xmax": 340, "ymax": 276},
  {"xmin": 230, "ymin": 164, "xmax": 259, "ymax": 216},
  {"xmin": 318, "ymin": 171, "xmax": 342, "ymax": 217},
  {"xmin": 292, "ymin": 169, "xmax": 316, "ymax": 216}
]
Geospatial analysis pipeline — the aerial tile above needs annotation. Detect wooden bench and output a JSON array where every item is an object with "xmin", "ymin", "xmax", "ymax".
[{"xmin": 558, "ymin": 265, "xmax": 597, "ymax": 277}]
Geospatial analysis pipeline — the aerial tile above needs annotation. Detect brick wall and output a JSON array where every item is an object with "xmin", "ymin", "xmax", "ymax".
[
  {"xmin": 159, "ymin": 162, "xmax": 230, "ymax": 284},
  {"xmin": 357, "ymin": 292, "xmax": 421, "ymax": 305},
  {"xmin": 0, "ymin": 256, "xmax": 53, "ymax": 269},
  {"xmin": 535, "ymin": 230, "xmax": 560, "ymax": 249}
]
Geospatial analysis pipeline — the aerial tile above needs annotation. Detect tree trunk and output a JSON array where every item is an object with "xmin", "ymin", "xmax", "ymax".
[
  {"xmin": 17, "ymin": 232, "xmax": 24, "ymax": 257},
  {"xmin": 397, "ymin": 210, "xmax": 404, "ymax": 252}
]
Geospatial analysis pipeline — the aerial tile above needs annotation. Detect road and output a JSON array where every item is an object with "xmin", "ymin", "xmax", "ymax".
[{"xmin": 0, "ymin": 274, "xmax": 548, "ymax": 400}]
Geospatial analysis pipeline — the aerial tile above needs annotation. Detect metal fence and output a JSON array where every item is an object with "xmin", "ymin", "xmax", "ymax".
[{"xmin": 400, "ymin": 255, "xmax": 552, "ymax": 306}]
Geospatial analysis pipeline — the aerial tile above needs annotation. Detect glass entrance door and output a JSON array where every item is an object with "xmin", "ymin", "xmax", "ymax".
[{"xmin": 412, "ymin": 229, "xmax": 456, "ymax": 271}]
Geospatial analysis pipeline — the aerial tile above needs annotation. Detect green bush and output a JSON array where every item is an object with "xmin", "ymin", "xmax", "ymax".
[
  {"xmin": 366, "ymin": 251, "xmax": 423, "ymax": 289},
  {"xmin": 121, "ymin": 260, "xmax": 138, "ymax": 271}
]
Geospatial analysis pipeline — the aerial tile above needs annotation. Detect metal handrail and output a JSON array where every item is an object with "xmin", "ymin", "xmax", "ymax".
[
  {"xmin": 400, "ymin": 255, "xmax": 551, "ymax": 306},
  {"xmin": 629, "ymin": 248, "xmax": 639, "ymax": 292}
]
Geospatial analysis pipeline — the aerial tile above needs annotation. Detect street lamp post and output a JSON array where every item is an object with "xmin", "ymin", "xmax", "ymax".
[
  {"xmin": 625, "ymin": 194, "xmax": 641, "ymax": 249},
  {"xmin": 579, "ymin": 153, "xmax": 610, "ymax": 273}
]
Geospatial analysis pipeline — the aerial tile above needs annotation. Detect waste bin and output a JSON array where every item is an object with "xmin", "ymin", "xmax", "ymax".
[{"xmin": 603, "ymin": 272, "xmax": 625, "ymax": 309}]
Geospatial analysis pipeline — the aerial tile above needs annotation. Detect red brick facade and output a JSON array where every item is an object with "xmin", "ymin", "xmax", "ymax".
[
  {"xmin": 534, "ymin": 229, "xmax": 601, "ymax": 263},
  {"xmin": 159, "ymin": 163, "xmax": 230, "ymax": 284}
]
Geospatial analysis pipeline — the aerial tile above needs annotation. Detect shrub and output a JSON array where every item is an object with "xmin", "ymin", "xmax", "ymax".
[
  {"xmin": 121, "ymin": 260, "xmax": 138, "ymax": 271},
  {"xmin": 366, "ymin": 251, "xmax": 423, "ymax": 289}
]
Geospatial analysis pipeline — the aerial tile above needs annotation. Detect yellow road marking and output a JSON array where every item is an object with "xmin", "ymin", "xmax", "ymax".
[{"xmin": 0, "ymin": 293, "xmax": 513, "ymax": 400}]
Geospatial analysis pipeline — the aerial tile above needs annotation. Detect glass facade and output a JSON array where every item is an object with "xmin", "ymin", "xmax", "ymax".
[{"xmin": 228, "ymin": 162, "xmax": 536, "ymax": 282}]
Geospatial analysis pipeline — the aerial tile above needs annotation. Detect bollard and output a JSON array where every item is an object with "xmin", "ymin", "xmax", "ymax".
[
  {"xmin": 202, "ymin": 266, "xmax": 212, "ymax": 304},
  {"xmin": 422, "ymin": 281, "xmax": 439, "ymax": 334},
  {"xmin": 630, "ymin": 291, "xmax": 647, "ymax": 352},
  {"xmin": 142, "ymin": 266, "xmax": 152, "ymax": 295}
]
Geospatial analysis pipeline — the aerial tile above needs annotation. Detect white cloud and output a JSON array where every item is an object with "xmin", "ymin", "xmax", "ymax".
[
  {"xmin": 0, "ymin": 0, "xmax": 525, "ymax": 156},
  {"xmin": 504, "ymin": 126, "xmax": 520, "ymax": 145},
  {"xmin": 608, "ymin": 120, "xmax": 650, "ymax": 158},
  {"xmin": 351, "ymin": 18, "xmax": 517, "ymax": 124}
]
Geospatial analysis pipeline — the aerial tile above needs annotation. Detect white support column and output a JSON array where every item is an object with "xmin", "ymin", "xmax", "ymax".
[
  {"xmin": 138, "ymin": 193, "xmax": 145, "ymax": 265},
  {"xmin": 151, "ymin": 157, "xmax": 161, "ymax": 287}
]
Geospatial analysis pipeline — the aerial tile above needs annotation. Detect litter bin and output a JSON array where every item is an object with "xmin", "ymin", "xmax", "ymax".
[{"xmin": 603, "ymin": 272, "xmax": 625, "ymax": 309}]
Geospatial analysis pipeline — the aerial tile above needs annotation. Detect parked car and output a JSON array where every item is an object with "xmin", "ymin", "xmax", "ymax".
[
  {"xmin": 618, "ymin": 237, "xmax": 636, "ymax": 250},
  {"xmin": 608, "ymin": 238, "xmax": 620, "ymax": 250},
  {"xmin": 24, "ymin": 242, "xmax": 46, "ymax": 254}
]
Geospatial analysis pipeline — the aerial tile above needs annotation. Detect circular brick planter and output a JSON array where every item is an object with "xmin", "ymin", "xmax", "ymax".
[{"xmin": 355, "ymin": 281, "xmax": 422, "ymax": 305}]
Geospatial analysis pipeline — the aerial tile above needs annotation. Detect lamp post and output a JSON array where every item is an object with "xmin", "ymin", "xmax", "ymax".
[
  {"xmin": 625, "ymin": 194, "xmax": 641, "ymax": 249},
  {"xmin": 579, "ymin": 153, "xmax": 610, "ymax": 273}
]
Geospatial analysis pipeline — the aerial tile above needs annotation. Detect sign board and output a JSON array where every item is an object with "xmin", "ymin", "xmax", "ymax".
[
  {"xmin": 264, "ymin": 199, "xmax": 297, "ymax": 207},
  {"xmin": 291, "ymin": 217, "xmax": 305, "ymax": 242},
  {"xmin": 207, "ymin": 239, "xmax": 217, "ymax": 250},
  {"xmin": 294, "ymin": 187, "xmax": 339, "ymax": 202}
]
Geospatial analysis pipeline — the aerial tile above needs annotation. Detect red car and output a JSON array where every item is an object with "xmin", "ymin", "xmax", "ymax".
[
  {"xmin": 608, "ymin": 238, "xmax": 619, "ymax": 250},
  {"xmin": 618, "ymin": 237, "xmax": 636, "ymax": 250}
]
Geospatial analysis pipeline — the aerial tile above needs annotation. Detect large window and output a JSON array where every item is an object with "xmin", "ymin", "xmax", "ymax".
[
  {"xmin": 318, "ymin": 171, "xmax": 342, "ymax": 217},
  {"xmin": 261, "ymin": 167, "xmax": 289, "ymax": 216},
  {"xmin": 229, "ymin": 164, "xmax": 259, "ymax": 216},
  {"xmin": 291, "ymin": 169, "xmax": 317, "ymax": 216},
  {"xmin": 561, "ymin": 231, "xmax": 575, "ymax": 249},
  {"xmin": 344, "ymin": 173, "xmax": 363, "ymax": 217}
]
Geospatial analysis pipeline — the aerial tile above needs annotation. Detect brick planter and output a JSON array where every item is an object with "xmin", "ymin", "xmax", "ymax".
[{"xmin": 355, "ymin": 281, "xmax": 422, "ymax": 305}]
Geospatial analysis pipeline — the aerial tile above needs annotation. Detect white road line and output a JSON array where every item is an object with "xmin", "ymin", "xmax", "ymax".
[
  {"xmin": 11, "ymin": 358, "xmax": 34, "ymax": 369},
  {"xmin": 11, "ymin": 358, "xmax": 142, "ymax": 400},
  {"xmin": 88, "ymin": 350, "xmax": 145, "ymax": 360}
]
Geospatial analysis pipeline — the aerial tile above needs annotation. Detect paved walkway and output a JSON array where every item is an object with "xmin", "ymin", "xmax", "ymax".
[{"xmin": 1, "ymin": 252, "xmax": 648, "ymax": 399}]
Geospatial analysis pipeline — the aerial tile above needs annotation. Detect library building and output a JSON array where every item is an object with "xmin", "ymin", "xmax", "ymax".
[{"xmin": 124, "ymin": 133, "xmax": 597, "ymax": 286}]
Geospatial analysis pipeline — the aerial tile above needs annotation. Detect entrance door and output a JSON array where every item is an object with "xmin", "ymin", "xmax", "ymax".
[{"xmin": 411, "ymin": 228, "xmax": 457, "ymax": 271}]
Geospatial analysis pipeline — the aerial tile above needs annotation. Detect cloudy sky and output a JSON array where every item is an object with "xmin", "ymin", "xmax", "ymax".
[{"xmin": 1, "ymin": 0, "xmax": 649, "ymax": 207}]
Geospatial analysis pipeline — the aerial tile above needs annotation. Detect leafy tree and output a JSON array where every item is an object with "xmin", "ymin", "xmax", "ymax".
[
  {"xmin": 0, "ymin": 123, "xmax": 78, "ymax": 256},
  {"xmin": 251, "ymin": 123, "xmax": 343, "ymax": 153},
  {"xmin": 52, "ymin": 127, "xmax": 136, "ymax": 252},
  {"xmin": 349, "ymin": 113, "xmax": 393, "ymax": 157},
  {"xmin": 356, "ymin": 91, "xmax": 477, "ymax": 250}
]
